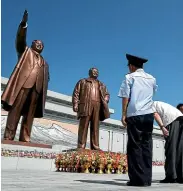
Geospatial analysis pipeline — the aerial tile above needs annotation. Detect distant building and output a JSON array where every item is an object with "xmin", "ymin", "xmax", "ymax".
[{"xmin": 1, "ymin": 77, "xmax": 165, "ymax": 161}]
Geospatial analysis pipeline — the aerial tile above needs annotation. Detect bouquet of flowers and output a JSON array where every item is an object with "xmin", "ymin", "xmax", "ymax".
[{"xmin": 55, "ymin": 149, "xmax": 128, "ymax": 174}]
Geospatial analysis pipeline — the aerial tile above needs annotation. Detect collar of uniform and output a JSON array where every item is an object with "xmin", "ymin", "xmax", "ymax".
[
  {"xmin": 86, "ymin": 78, "xmax": 99, "ymax": 82},
  {"xmin": 32, "ymin": 49, "xmax": 39, "ymax": 55},
  {"xmin": 31, "ymin": 49, "xmax": 43, "ymax": 59},
  {"xmin": 136, "ymin": 69, "xmax": 144, "ymax": 72}
]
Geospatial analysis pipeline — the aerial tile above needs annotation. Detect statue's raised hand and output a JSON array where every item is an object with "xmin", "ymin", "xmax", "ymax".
[{"xmin": 22, "ymin": 10, "xmax": 28, "ymax": 23}]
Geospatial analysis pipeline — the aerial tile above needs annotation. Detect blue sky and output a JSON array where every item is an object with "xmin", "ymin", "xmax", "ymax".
[{"xmin": 1, "ymin": 0, "xmax": 183, "ymax": 120}]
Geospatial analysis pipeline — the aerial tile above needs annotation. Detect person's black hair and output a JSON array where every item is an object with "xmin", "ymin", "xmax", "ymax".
[{"xmin": 177, "ymin": 103, "xmax": 183, "ymax": 110}]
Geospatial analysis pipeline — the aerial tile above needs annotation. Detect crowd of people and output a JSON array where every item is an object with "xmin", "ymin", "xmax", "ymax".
[
  {"xmin": 118, "ymin": 54, "xmax": 183, "ymax": 186},
  {"xmin": 1, "ymin": 148, "xmax": 57, "ymax": 159},
  {"xmin": 152, "ymin": 161, "xmax": 165, "ymax": 166}
]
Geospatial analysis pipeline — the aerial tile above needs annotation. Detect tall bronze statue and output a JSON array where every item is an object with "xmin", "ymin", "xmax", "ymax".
[
  {"xmin": 72, "ymin": 68, "xmax": 110, "ymax": 150},
  {"xmin": 1, "ymin": 10, "xmax": 49, "ymax": 142}
]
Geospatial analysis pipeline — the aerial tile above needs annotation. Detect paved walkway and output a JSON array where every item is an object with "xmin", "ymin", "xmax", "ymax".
[{"xmin": 1, "ymin": 170, "xmax": 183, "ymax": 191}]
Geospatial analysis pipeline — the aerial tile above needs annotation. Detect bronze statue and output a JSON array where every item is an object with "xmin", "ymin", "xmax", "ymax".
[
  {"xmin": 1, "ymin": 10, "xmax": 49, "ymax": 142},
  {"xmin": 72, "ymin": 68, "xmax": 110, "ymax": 150}
]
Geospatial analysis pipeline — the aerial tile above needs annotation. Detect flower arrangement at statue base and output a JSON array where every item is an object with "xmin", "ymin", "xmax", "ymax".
[{"xmin": 55, "ymin": 149, "xmax": 128, "ymax": 174}]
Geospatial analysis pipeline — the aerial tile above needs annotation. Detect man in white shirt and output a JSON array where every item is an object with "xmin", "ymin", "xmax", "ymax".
[{"xmin": 152, "ymin": 101, "xmax": 183, "ymax": 183}]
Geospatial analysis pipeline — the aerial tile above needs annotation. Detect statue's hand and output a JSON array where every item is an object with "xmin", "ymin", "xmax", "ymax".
[
  {"xmin": 73, "ymin": 105, "xmax": 78, "ymax": 112},
  {"xmin": 22, "ymin": 9, "xmax": 28, "ymax": 23}
]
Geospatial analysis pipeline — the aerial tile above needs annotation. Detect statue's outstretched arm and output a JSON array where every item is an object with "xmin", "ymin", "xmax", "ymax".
[{"xmin": 15, "ymin": 10, "xmax": 28, "ymax": 57}]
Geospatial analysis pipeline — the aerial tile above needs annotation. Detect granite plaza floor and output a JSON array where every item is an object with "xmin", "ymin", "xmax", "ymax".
[{"xmin": 1, "ymin": 170, "xmax": 183, "ymax": 191}]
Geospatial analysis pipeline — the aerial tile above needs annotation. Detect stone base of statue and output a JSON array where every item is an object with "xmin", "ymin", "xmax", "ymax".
[
  {"xmin": 55, "ymin": 149, "xmax": 128, "ymax": 174},
  {"xmin": 1, "ymin": 140, "xmax": 52, "ymax": 149}
]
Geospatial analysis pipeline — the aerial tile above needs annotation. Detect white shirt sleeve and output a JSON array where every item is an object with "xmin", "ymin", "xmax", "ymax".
[
  {"xmin": 151, "ymin": 104, "xmax": 156, "ymax": 113},
  {"xmin": 118, "ymin": 75, "xmax": 132, "ymax": 98}
]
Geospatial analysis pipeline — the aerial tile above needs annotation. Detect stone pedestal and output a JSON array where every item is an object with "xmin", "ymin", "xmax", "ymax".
[{"xmin": 1, "ymin": 140, "xmax": 52, "ymax": 149}]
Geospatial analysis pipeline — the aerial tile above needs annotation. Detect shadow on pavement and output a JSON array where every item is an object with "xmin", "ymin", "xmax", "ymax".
[
  {"xmin": 75, "ymin": 179, "xmax": 161, "ymax": 187},
  {"xmin": 75, "ymin": 180, "xmax": 127, "ymax": 186},
  {"xmin": 114, "ymin": 179, "xmax": 160, "ymax": 183}
]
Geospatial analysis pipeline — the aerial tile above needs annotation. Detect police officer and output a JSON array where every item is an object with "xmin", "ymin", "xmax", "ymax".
[{"xmin": 118, "ymin": 54, "xmax": 157, "ymax": 186}]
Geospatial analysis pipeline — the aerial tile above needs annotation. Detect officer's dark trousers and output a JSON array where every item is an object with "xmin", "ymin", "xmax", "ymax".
[{"xmin": 126, "ymin": 113, "xmax": 154, "ymax": 185}]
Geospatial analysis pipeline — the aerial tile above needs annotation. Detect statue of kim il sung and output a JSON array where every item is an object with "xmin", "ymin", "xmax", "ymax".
[{"xmin": 1, "ymin": 10, "xmax": 50, "ymax": 142}]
